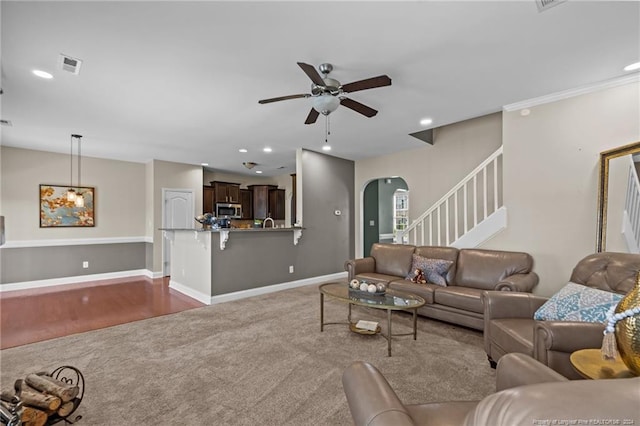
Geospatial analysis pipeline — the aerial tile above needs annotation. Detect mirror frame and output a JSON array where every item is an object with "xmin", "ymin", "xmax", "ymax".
[{"xmin": 597, "ymin": 141, "xmax": 640, "ymax": 252}]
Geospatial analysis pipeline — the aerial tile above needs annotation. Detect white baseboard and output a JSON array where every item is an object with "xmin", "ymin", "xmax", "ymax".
[
  {"xmin": 0, "ymin": 269, "xmax": 158, "ymax": 292},
  {"xmin": 168, "ymin": 280, "xmax": 212, "ymax": 305},
  {"xmin": 208, "ymin": 272, "xmax": 348, "ymax": 305}
]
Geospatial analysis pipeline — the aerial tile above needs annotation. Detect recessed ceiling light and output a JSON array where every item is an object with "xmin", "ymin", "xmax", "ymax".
[
  {"xmin": 33, "ymin": 70, "xmax": 53, "ymax": 79},
  {"xmin": 256, "ymin": 170, "xmax": 263, "ymax": 174},
  {"xmin": 322, "ymin": 145, "xmax": 332, "ymax": 151},
  {"xmin": 263, "ymin": 147, "xmax": 272, "ymax": 153},
  {"xmin": 420, "ymin": 118, "xmax": 433, "ymax": 126},
  {"xmin": 239, "ymin": 148, "xmax": 248, "ymax": 153},
  {"xmin": 201, "ymin": 163, "xmax": 209, "ymax": 166},
  {"xmin": 624, "ymin": 61, "xmax": 640, "ymax": 72}
]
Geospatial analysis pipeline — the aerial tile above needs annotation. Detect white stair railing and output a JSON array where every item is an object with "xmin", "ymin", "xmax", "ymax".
[
  {"xmin": 623, "ymin": 158, "xmax": 640, "ymax": 253},
  {"xmin": 397, "ymin": 146, "xmax": 503, "ymax": 246}
]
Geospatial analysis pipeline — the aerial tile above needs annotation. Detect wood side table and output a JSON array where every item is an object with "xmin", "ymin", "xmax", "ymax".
[{"xmin": 570, "ymin": 348, "xmax": 637, "ymax": 379}]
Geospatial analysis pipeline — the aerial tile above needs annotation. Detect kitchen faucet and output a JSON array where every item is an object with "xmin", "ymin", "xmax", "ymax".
[{"xmin": 263, "ymin": 217, "xmax": 275, "ymax": 228}]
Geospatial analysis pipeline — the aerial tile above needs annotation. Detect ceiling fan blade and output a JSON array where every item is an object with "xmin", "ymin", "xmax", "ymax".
[
  {"xmin": 297, "ymin": 62, "xmax": 325, "ymax": 86},
  {"xmin": 258, "ymin": 94, "xmax": 309, "ymax": 104},
  {"xmin": 304, "ymin": 108, "xmax": 320, "ymax": 125},
  {"xmin": 341, "ymin": 75, "xmax": 392, "ymax": 93},
  {"xmin": 340, "ymin": 98, "xmax": 378, "ymax": 118}
]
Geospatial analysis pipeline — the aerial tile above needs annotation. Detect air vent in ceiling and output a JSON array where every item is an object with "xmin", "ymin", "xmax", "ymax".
[
  {"xmin": 0, "ymin": 119, "xmax": 12, "ymax": 127},
  {"xmin": 59, "ymin": 53, "xmax": 83, "ymax": 75},
  {"xmin": 535, "ymin": 0, "xmax": 566, "ymax": 12}
]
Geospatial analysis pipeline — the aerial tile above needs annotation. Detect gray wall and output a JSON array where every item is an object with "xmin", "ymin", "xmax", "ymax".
[
  {"xmin": 1, "ymin": 243, "xmax": 146, "ymax": 283},
  {"xmin": 299, "ymin": 150, "xmax": 355, "ymax": 276},
  {"xmin": 210, "ymin": 232, "xmax": 300, "ymax": 295}
]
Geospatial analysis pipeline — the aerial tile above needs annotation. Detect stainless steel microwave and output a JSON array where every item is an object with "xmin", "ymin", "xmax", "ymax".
[{"xmin": 216, "ymin": 203, "xmax": 242, "ymax": 219}]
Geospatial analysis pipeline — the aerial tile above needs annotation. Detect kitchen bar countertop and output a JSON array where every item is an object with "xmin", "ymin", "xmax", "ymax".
[
  {"xmin": 161, "ymin": 227, "xmax": 304, "ymax": 249},
  {"xmin": 160, "ymin": 227, "xmax": 303, "ymax": 232}
]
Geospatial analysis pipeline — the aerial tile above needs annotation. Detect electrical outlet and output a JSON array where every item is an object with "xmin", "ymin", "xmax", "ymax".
[
  {"xmin": 82, "ymin": 261, "xmax": 89, "ymax": 269},
  {"xmin": 289, "ymin": 265, "xmax": 294, "ymax": 273}
]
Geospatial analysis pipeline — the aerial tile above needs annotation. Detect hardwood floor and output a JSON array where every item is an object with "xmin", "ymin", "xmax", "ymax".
[{"xmin": 0, "ymin": 277, "xmax": 204, "ymax": 350}]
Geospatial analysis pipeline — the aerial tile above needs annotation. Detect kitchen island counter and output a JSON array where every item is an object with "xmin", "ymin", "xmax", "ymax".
[{"xmin": 160, "ymin": 227, "xmax": 307, "ymax": 304}]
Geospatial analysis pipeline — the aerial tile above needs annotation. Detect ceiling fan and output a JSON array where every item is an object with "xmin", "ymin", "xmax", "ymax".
[{"xmin": 258, "ymin": 62, "xmax": 391, "ymax": 125}]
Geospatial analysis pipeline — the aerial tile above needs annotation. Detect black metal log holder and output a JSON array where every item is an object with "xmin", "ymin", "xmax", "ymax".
[{"xmin": 45, "ymin": 366, "xmax": 84, "ymax": 425}]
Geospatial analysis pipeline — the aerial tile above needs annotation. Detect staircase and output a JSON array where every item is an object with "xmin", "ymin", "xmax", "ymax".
[
  {"xmin": 397, "ymin": 146, "xmax": 506, "ymax": 248},
  {"xmin": 622, "ymin": 157, "xmax": 640, "ymax": 253}
]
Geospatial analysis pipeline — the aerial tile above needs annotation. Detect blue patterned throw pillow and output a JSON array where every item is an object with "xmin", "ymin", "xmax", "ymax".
[
  {"xmin": 533, "ymin": 282, "xmax": 623, "ymax": 323},
  {"xmin": 405, "ymin": 254, "xmax": 453, "ymax": 287}
]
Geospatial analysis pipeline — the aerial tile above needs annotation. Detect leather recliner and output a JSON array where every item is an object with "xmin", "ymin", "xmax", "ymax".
[
  {"xmin": 342, "ymin": 353, "xmax": 640, "ymax": 426},
  {"xmin": 483, "ymin": 252, "xmax": 640, "ymax": 379}
]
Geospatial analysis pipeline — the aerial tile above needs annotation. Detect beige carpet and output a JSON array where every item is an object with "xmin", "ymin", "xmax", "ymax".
[{"xmin": 0, "ymin": 284, "xmax": 496, "ymax": 425}]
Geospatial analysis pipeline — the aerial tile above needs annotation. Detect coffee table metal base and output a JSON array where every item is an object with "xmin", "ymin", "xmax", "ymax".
[{"xmin": 320, "ymin": 292, "xmax": 420, "ymax": 357}]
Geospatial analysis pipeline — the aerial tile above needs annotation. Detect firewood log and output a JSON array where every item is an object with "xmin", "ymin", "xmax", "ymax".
[
  {"xmin": 25, "ymin": 374, "xmax": 78, "ymax": 403},
  {"xmin": 13, "ymin": 380, "xmax": 61, "ymax": 411},
  {"xmin": 57, "ymin": 400, "xmax": 75, "ymax": 417},
  {"xmin": 21, "ymin": 406, "xmax": 48, "ymax": 426}
]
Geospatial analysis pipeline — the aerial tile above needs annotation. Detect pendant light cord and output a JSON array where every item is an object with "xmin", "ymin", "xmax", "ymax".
[
  {"xmin": 70, "ymin": 135, "xmax": 74, "ymax": 189},
  {"xmin": 77, "ymin": 135, "xmax": 82, "ymax": 189}
]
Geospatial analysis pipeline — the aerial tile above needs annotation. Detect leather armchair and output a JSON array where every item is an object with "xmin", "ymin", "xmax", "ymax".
[
  {"xmin": 342, "ymin": 353, "xmax": 639, "ymax": 426},
  {"xmin": 483, "ymin": 252, "xmax": 640, "ymax": 379}
]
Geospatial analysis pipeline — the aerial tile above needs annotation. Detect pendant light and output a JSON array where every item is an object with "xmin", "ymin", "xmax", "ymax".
[
  {"xmin": 66, "ymin": 134, "xmax": 77, "ymax": 202},
  {"xmin": 74, "ymin": 134, "xmax": 84, "ymax": 207}
]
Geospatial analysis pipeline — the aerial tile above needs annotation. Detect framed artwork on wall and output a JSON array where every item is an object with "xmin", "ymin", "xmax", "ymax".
[{"xmin": 39, "ymin": 184, "xmax": 95, "ymax": 227}]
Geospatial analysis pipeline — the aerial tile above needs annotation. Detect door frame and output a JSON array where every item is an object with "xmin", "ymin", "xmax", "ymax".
[{"xmin": 162, "ymin": 188, "xmax": 195, "ymax": 277}]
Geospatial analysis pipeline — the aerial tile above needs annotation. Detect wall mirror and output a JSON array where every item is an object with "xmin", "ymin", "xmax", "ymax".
[{"xmin": 597, "ymin": 141, "xmax": 640, "ymax": 252}]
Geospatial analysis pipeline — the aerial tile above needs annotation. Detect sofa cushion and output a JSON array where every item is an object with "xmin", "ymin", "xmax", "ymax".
[
  {"xmin": 455, "ymin": 249, "xmax": 533, "ymax": 290},
  {"xmin": 433, "ymin": 286, "xmax": 485, "ymax": 314},
  {"xmin": 388, "ymin": 279, "xmax": 437, "ymax": 304},
  {"xmin": 405, "ymin": 254, "xmax": 453, "ymax": 286},
  {"xmin": 533, "ymin": 282, "xmax": 623, "ymax": 323},
  {"xmin": 414, "ymin": 246, "xmax": 459, "ymax": 285},
  {"xmin": 370, "ymin": 243, "xmax": 416, "ymax": 278},
  {"xmin": 488, "ymin": 318, "xmax": 535, "ymax": 356}
]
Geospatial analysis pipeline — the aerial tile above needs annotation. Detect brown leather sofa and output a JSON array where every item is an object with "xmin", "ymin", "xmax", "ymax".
[
  {"xmin": 344, "ymin": 244, "xmax": 538, "ymax": 330},
  {"xmin": 342, "ymin": 353, "xmax": 640, "ymax": 426},
  {"xmin": 483, "ymin": 251, "xmax": 640, "ymax": 379}
]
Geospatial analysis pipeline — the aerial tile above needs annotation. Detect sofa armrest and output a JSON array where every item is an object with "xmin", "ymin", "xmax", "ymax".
[
  {"xmin": 494, "ymin": 272, "xmax": 539, "ymax": 292},
  {"xmin": 342, "ymin": 361, "xmax": 415, "ymax": 426},
  {"xmin": 344, "ymin": 257, "xmax": 376, "ymax": 281},
  {"xmin": 534, "ymin": 321, "xmax": 604, "ymax": 353},
  {"xmin": 533, "ymin": 321, "xmax": 605, "ymax": 379},
  {"xmin": 482, "ymin": 291, "xmax": 548, "ymax": 321},
  {"xmin": 495, "ymin": 353, "xmax": 568, "ymax": 391}
]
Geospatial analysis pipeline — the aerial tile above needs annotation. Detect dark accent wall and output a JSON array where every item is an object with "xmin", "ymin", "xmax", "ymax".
[
  {"xmin": 363, "ymin": 180, "xmax": 379, "ymax": 257},
  {"xmin": 1, "ymin": 243, "xmax": 146, "ymax": 283},
  {"xmin": 145, "ymin": 242, "xmax": 154, "ymax": 271},
  {"xmin": 298, "ymin": 150, "xmax": 354, "ymax": 276}
]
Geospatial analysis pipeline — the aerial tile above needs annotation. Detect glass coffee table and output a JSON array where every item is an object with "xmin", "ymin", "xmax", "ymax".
[{"xmin": 319, "ymin": 282, "xmax": 426, "ymax": 356}]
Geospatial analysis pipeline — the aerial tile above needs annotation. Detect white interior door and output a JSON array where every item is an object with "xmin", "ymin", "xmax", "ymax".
[{"xmin": 163, "ymin": 189, "xmax": 194, "ymax": 276}]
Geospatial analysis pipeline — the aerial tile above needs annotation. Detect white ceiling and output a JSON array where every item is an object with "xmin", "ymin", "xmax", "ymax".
[{"xmin": 1, "ymin": 1, "xmax": 639, "ymax": 177}]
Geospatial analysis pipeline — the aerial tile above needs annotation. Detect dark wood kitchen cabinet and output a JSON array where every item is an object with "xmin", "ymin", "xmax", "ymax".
[
  {"xmin": 240, "ymin": 189, "xmax": 252, "ymax": 219},
  {"xmin": 203, "ymin": 186, "xmax": 215, "ymax": 214},
  {"xmin": 248, "ymin": 185, "xmax": 277, "ymax": 219},
  {"xmin": 269, "ymin": 188, "xmax": 285, "ymax": 220},
  {"xmin": 211, "ymin": 181, "xmax": 240, "ymax": 203}
]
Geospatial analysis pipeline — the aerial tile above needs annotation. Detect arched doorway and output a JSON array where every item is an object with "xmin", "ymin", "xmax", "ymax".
[{"xmin": 362, "ymin": 177, "xmax": 408, "ymax": 257}]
